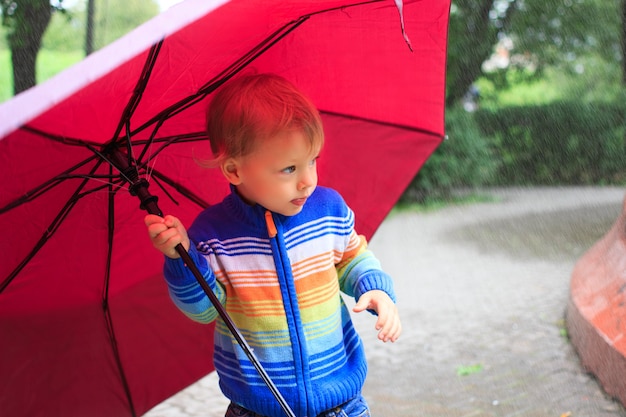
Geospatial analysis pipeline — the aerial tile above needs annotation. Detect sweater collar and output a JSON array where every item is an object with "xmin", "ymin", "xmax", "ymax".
[{"xmin": 224, "ymin": 184, "xmax": 291, "ymax": 231}]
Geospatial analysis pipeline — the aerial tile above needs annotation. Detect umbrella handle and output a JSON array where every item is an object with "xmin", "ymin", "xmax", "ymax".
[{"xmin": 109, "ymin": 150, "xmax": 296, "ymax": 417}]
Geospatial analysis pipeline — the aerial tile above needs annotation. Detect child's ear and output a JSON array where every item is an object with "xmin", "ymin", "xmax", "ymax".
[{"xmin": 220, "ymin": 158, "xmax": 242, "ymax": 185}]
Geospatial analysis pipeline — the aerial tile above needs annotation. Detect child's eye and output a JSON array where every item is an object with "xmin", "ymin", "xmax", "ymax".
[{"xmin": 281, "ymin": 166, "xmax": 296, "ymax": 174}]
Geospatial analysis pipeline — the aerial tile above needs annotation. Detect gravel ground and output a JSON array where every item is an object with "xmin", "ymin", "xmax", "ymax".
[{"xmin": 144, "ymin": 187, "xmax": 626, "ymax": 417}]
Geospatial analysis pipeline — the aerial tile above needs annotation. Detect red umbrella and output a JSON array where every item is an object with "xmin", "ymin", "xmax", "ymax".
[{"xmin": 0, "ymin": 0, "xmax": 449, "ymax": 416}]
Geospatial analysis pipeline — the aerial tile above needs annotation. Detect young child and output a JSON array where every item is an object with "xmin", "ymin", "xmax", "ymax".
[{"xmin": 145, "ymin": 73, "xmax": 401, "ymax": 417}]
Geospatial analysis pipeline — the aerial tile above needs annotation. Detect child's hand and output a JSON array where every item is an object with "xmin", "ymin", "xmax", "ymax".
[
  {"xmin": 353, "ymin": 290, "xmax": 402, "ymax": 343},
  {"xmin": 144, "ymin": 214, "xmax": 190, "ymax": 259}
]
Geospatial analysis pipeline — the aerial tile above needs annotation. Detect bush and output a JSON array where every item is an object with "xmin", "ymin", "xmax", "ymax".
[
  {"xmin": 401, "ymin": 99, "xmax": 626, "ymax": 204},
  {"xmin": 400, "ymin": 107, "xmax": 498, "ymax": 203},
  {"xmin": 474, "ymin": 101, "xmax": 626, "ymax": 185}
]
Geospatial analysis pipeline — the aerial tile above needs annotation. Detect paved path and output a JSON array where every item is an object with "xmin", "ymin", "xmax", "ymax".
[{"xmin": 145, "ymin": 187, "xmax": 626, "ymax": 417}]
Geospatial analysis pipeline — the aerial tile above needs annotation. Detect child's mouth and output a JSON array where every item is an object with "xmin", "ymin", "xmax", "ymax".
[{"xmin": 291, "ymin": 197, "xmax": 307, "ymax": 206}]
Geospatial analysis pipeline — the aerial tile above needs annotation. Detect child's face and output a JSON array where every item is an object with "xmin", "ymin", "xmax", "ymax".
[{"xmin": 229, "ymin": 129, "xmax": 320, "ymax": 216}]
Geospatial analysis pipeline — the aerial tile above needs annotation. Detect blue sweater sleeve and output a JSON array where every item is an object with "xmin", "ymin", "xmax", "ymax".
[
  {"xmin": 163, "ymin": 245, "xmax": 225, "ymax": 324},
  {"xmin": 340, "ymin": 250, "xmax": 397, "ymax": 304},
  {"xmin": 327, "ymin": 189, "xmax": 397, "ymax": 307}
]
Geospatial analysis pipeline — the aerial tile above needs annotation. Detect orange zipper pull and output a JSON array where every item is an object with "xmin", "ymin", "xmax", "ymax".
[{"xmin": 265, "ymin": 210, "xmax": 277, "ymax": 238}]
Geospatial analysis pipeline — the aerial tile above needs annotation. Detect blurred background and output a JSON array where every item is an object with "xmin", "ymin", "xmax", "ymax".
[{"xmin": 1, "ymin": 0, "xmax": 625, "ymax": 203}]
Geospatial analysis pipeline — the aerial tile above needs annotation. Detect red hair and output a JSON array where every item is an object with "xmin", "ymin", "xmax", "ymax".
[{"xmin": 205, "ymin": 73, "xmax": 324, "ymax": 165}]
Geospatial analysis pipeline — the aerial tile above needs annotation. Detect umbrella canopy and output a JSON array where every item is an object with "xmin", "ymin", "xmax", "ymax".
[{"xmin": 0, "ymin": 0, "xmax": 449, "ymax": 416}]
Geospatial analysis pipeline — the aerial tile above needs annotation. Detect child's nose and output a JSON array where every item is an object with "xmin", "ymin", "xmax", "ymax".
[{"xmin": 298, "ymin": 170, "xmax": 316, "ymax": 190}]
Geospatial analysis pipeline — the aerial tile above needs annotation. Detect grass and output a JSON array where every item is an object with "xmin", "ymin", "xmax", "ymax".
[
  {"xmin": 0, "ymin": 49, "xmax": 84, "ymax": 103},
  {"xmin": 390, "ymin": 192, "xmax": 498, "ymax": 215}
]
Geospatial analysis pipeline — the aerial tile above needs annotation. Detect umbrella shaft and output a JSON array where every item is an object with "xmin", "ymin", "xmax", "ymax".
[
  {"xmin": 174, "ymin": 245, "xmax": 296, "ymax": 417},
  {"xmin": 111, "ymin": 147, "xmax": 295, "ymax": 416}
]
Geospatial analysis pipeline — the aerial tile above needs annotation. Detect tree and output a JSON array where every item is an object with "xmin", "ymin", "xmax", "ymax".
[
  {"xmin": 1, "ymin": 0, "xmax": 58, "ymax": 94},
  {"xmin": 507, "ymin": 0, "xmax": 620, "ymax": 73},
  {"xmin": 446, "ymin": 0, "xmax": 624, "ymax": 106},
  {"xmin": 622, "ymin": 0, "xmax": 626, "ymax": 82},
  {"xmin": 85, "ymin": 0, "xmax": 94, "ymax": 55},
  {"xmin": 446, "ymin": 0, "xmax": 516, "ymax": 106},
  {"xmin": 1, "ymin": 0, "xmax": 158, "ymax": 96},
  {"xmin": 88, "ymin": 0, "xmax": 158, "ymax": 50}
]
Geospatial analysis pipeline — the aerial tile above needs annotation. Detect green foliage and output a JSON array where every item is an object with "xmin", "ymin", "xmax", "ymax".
[
  {"xmin": 0, "ymin": 0, "xmax": 159, "ymax": 98},
  {"xmin": 400, "ymin": 107, "xmax": 499, "ymax": 203},
  {"xmin": 476, "ymin": 74, "xmax": 561, "ymax": 109},
  {"xmin": 446, "ymin": 0, "xmax": 623, "ymax": 106},
  {"xmin": 403, "ymin": 59, "xmax": 626, "ymax": 203},
  {"xmin": 0, "ymin": 48, "xmax": 9, "ymax": 101},
  {"xmin": 508, "ymin": 0, "xmax": 621, "ymax": 71},
  {"xmin": 42, "ymin": 6, "xmax": 84, "ymax": 51},
  {"xmin": 90, "ymin": 0, "xmax": 158, "ymax": 50},
  {"xmin": 393, "ymin": 193, "xmax": 496, "ymax": 214},
  {"xmin": 37, "ymin": 48, "xmax": 83, "ymax": 78},
  {"xmin": 41, "ymin": 0, "xmax": 159, "ymax": 52},
  {"xmin": 456, "ymin": 364, "xmax": 483, "ymax": 376},
  {"xmin": 478, "ymin": 57, "xmax": 624, "ymax": 109},
  {"xmin": 474, "ymin": 101, "xmax": 626, "ymax": 184},
  {"xmin": 0, "ymin": 20, "xmax": 7, "ymax": 48}
]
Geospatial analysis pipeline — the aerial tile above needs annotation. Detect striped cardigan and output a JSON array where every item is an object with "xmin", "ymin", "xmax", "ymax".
[{"xmin": 163, "ymin": 186, "xmax": 396, "ymax": 417}]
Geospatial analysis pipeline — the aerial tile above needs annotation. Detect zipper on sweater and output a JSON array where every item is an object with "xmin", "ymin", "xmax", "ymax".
[
  {"xmin": 265, "ymin": 210, "xmax": 277, "ymax": 238},
  {"xmin": 264, "ymin": 210, "xmax": 310, "ymax": 416}
]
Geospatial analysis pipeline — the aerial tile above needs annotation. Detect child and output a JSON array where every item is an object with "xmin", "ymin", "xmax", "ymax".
[{"xmin": 145, "ymin": 73, "xmax": 401, "ymax": 417}]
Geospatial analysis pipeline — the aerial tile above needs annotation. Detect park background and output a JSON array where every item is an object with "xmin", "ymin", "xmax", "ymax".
[
  {"xmin": 3, "ymin": 1, "xmax": 626, "ymax": 415},
  {"xmin": 2, "ymin": 0, "xmax": 625, "ymax": 203}
]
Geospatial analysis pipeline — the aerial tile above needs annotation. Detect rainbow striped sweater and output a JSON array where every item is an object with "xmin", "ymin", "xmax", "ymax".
[{"xmin": 163, "ymin": 186, "xmax": 396, "ymax": 417}]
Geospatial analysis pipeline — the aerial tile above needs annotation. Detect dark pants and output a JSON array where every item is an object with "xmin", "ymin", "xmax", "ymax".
[{"xmin": 225, "ymin": 394, "xmax": 371, "ymax": 417}]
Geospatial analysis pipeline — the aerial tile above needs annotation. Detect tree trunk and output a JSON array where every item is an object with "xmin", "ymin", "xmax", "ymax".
[
  {"xmin": 85, "ymin": 0, "xmax": 95, "ymax": 56},
  {"xmin": 445, "ymin": 0, "xmax": 496, "ymax": 106},
  {"xmin": 10, "ymin": 0, "xmax": 52, "ymax": 95},
  {"xmin": 622, "ymin": 0, "xmax": 626, "ymax": 84}
]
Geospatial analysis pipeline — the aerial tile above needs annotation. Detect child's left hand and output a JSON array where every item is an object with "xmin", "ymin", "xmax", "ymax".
[{"xmin": 353, "ymin": 290, "xmax": 402, "ymax": 343}]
